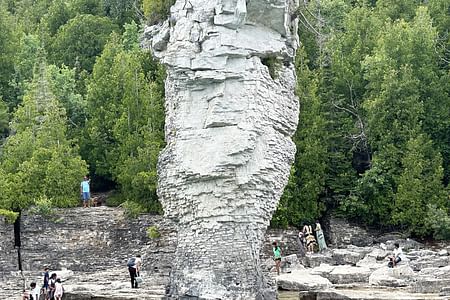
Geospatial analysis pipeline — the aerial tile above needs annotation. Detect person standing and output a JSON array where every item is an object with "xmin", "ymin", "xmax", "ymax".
[
  {"xmin": 272, "ymin": 242, "xmax": 282, "ymax": 275},
  {"xmin": 127, "ymin": 254, "xmax": 142, "ymax": 288},
  {"xmin": 42, "ymin": 267, "xmax": 49, "ymax": 300},
  {"xmin": 303, "ymin": 224, "xmax": 316, "ymax": 253},
  {"xmin": 80, "ymin": 176, "xmax": 91, "ymax": 208},
  {"xmin": 315, "ymin": 221, "xmax": 327, "ymax": 252},
  {"xmin": 54, "ymin": 278, "xmax": 64, "ymax": 300},
  {"xmin": 298, "ymin": 229, "xmax": 306, "ymax": 257},
  {"xmin": 48, "ymin": 273, "xmax": 57, "ymax": 300}
]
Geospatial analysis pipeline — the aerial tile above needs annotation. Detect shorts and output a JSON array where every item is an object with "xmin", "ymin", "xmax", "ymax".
[{"xmin": 82, "ymin": 192, "xmax": 90, "ymax": 201}]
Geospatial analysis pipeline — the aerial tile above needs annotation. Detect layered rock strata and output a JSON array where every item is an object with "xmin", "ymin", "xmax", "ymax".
[{"xmin": 145, "ymin": 0, "xmax": 299, "ymax": 298}]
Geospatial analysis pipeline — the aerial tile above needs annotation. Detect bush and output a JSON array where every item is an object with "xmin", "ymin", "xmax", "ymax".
[
  {"xmin": 426, "ymin": 204, "xmax": 450, "ymax": 240},
  {"xmin": 29, "ymin": 196, "xmax": 54, "ymax": 216},
  {"xmin": 261, "ymin": 56, "xmax": 282, "ymax": 79},
  {"xmin": 146, "ymin": 225, "xmax": 161, "ymax": 239},
  {"xmin": 0, "ymin": 209, "xmax": 19, "ymax": 223},
  {"xmin": 121, "ymin": 200, "xmax": 147, "ymax": 219},
  {"xmin": 142, "ymin": 0, "xmax": 175, "ymax": 24}
]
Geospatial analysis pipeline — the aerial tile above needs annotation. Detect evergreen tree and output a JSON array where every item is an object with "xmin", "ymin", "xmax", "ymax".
[
  {"xmin": 84, "ymin": 22, "xmax": 164, "ymax": 210},
  {"xmin": 0, "ymin": 61, "xmax": 88, "ymax": 211}
]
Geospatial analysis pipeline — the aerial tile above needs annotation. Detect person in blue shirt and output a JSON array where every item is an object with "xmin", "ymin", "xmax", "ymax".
[{"xmin": 80, "ymin": 176, "xmax": 91, "ymax": 208}]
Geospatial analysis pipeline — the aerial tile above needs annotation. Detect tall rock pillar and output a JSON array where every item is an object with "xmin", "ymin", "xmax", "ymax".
[{"xmin": 145, "ymin": 0, "xmax": 299, "ymax": 298}]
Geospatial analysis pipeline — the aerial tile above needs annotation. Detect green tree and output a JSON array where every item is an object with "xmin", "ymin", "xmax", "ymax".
[
  {"xmin": 359, "ymin": 7, "xmax": 447, "ymax": 230},
  {"xmin": 393, "ymin": 135, "xmax": 446, "ymax": 235},
  {"xmin": 0, "ymin": 4, "xmax": 19, "ymax": 109},
  {"xmin": 84, "ymin": 22, "xmax": 164, "ymax": 210},
  {"xmin": 50, "ymin": 14, "xmax": 119, "ymax": 72},
  {"xmin": 142, "ymin": 0, "xmax": 175, "ymax": 24},
  {"xmin": 0, "ymin": 62, "xmax": 88, "ymax": 212},
  {"xmin": 273, "ymin": 48, "xmax": 327, "ymax": 227}
]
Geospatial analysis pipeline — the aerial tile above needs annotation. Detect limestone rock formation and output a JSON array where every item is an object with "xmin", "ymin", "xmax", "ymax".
[{"xmin": 145, "ymin": 0, "xmax": 299, "ymax": 298}]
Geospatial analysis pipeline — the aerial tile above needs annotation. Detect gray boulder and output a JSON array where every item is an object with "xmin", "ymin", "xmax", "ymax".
[
  {"xmin": 369, "ymin": 265, "xmax": 415, "ymax": 287},
  {"xmin": 277, "ymin": 269, "xmax": 332, "ymax": 291}
]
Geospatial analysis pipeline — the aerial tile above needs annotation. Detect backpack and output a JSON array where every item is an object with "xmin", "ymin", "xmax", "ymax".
[{"xmin": 127, "ymin": 257, "xmax": 136, "ymax": 267}]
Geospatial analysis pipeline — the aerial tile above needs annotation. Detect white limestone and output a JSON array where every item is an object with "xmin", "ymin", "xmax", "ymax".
[{"xmin": 144, "ymin": 0, "xmax": 299, "ymax": 298}]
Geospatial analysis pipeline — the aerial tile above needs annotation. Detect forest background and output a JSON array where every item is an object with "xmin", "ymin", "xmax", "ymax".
[{"xmin": 0, "ymin": 0, "xmax": 448, "ymax": 239}]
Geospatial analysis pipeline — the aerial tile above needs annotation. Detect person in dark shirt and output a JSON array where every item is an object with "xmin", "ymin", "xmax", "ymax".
[{"xmin": 42, "ymin": 267, "xmax": 49, "ymax": 300}]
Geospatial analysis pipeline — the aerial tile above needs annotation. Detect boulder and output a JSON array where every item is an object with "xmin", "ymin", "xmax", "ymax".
[
  {"xmin": 325, "ymin": 266, "xmax": 372, "ymax": 284},
  {"xmin": 332, "ymin": 249, "xmax": 366, "ymax": 266},
  {"xmin": 302, "ymin": 252, "xmax": 335, "ymax": 268},
  {"xmin": 277, "ymin": 269, "xmax": 332, "ymax": 291},
  {"xmin": 440, "ymin": 286, "xmax": 450, "ymax": 297},
  {"xmin": 411, "ymin": 277, "xmax": 450, "ymax": 294},
  {"xmin": 356, "ymin": 256, "xmax": 385, "ymax": 270},
  {"xmin": 369, "ymin": 265, "xmax": 415, "ymax": 287},
  {"xmin": 410, "ymin": 256, "xmax": 449, "ymax": 271},
  {"xmin": 328, "ymin": 217, "xmax": 374, "ymax": 247},
  {"xmin": 367, "ymin": 248, "xmax": 389, "ymax": 260},
  {"xmin": 310, "ymin": 264, "xmax": 335, "ymax": 276}
]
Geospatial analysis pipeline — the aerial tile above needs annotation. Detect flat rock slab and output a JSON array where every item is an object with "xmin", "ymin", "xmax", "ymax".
[
  {"xmin": 299, "ymin": 287, "xmax": 443, "ymax": 300},
  {"xmin": 325, "ymin": 266, "xmax": 372, "ymax": 284},
  {"xmin": 369, "ymin": 265, "xmax": 415, "ymax": 287},
  {"xmin": 277, "ymin": 270, "xmax": 332, "ymax": 291}
]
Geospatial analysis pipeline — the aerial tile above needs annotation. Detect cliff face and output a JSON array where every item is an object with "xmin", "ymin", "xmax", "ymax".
[{"xmin": 145, "ymin": 0, "xmax": 299, "ymax": 298}]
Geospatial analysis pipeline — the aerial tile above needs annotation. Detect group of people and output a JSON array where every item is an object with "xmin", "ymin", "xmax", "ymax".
[
  {"xmin": 299, "ymin": 221, "xmax": 328, "ymax": 255},
  {"xmin": 22, "ymin": 268, "xmax": 64, "ymax": 300}
]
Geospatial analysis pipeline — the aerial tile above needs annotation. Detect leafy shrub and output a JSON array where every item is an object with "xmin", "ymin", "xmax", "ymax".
[
  {"xmin": 105, "ymin": 191, "xmax": 126, "ymax": 207},
  {"xmin": 121, "ymin": 200, "xmax": 147, "ymax": 219},
  {"xmin": 146, "ymin": 225, "xmax": 161, "ymax": 239},
  {"xmin": 142, "ymin": 0, "xmax": 175, "ymax": 24},
  {"xmin": 0, "ymin": 209, "xmax": 19, "ymax": 223},
  {"xmin": 261, "ymin": 56, "xmax": 282, "ymax": 79},
  {"xmin": 426, "ymin": 204, "xmax": 450, "ymax": 240},
  {"xmin": 30, "ymin": 196, "xmax": 54, "ymax": 216}
]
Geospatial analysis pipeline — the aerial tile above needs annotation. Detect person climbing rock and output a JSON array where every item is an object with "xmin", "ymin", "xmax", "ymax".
[
  {"xmin": 80, "ymin": 175, "xmax": 91, "ymax": 208},
  {"xmin": 272, "ymin": 242, "xmax": 282, "ymax": 275},
  {"xmin": 127, "ymin": 254, "xmax": 142, "ymax": 288},
  {"xmin": 315, "ymin": 221, "xmax": 327, "ymax": 252}
]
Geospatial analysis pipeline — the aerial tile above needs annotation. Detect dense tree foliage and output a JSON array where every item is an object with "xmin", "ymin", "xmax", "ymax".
[
  {"xmin": 0, "ymin": 0, "xmax": 165, "ymax": 216},
  {"xmin": 275, "ymin": 0, "xmax": 449, "ymax": 238},
  {"xmin": 0, "ymin": 0, "xmax": 448, "ymax": 238}
]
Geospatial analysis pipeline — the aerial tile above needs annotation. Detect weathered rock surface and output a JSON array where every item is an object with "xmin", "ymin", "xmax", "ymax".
[
  {"xmin": 0, "ymin": 216, "xmax": 17, "ymax": 272},
  {"xmin": 298, "ymin": 287, "xmax": 445, "ymax": 300},
  {"xmin": 369, "ymin": 265, "xmax": 415, "ymax": 287},
  {"xmin": 145, "ymin": 0, "xmax": 299, "ymax": 298},
  {"xmin": 328, "ymin": 217, "xmax": 374, "ymax": 247},
  {"xmin": 277, "ymin": 270, "xmax": 332, "ymax": 291}
]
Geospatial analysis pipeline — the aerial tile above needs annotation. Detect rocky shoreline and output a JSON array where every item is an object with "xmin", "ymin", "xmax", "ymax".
[
  {"xmin": 270, "ymin": 221, "xmax": 450, "ymax": 300},
  {"xmin": 1, "ymin": 210, "xmax": 449, "ymax": 299}
]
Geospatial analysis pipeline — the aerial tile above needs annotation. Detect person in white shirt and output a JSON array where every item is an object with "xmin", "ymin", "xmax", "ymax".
[
  {"xmin": 388, "ymin": 242, "xmax": 403, "ymax": 268},
  {"xmin": 29, "ymin": 282, "xmax": 40, "ymax": 300}
]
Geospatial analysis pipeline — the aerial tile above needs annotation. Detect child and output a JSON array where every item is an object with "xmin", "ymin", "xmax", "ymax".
[
  {"xmin": 30, "ymin": 282, "xmax": 40, "ymax": 300},
  {"xmin": 54, "ymin": 278, "xmax": 64, "ymax": 300}
]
